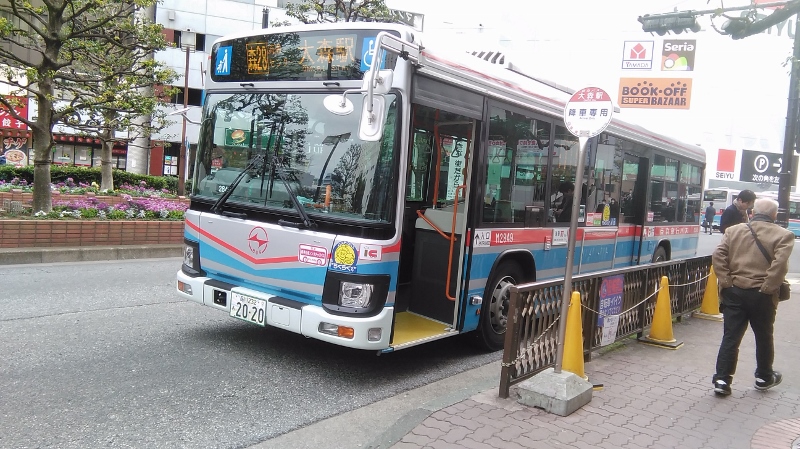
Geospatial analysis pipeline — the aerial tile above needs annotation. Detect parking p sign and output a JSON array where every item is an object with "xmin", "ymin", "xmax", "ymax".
[{"xmin": 563, "ymin": 87, "xmax": 614, "ymax": 138}]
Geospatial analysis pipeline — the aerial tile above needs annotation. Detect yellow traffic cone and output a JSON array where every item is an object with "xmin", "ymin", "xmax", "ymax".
[
  {"xmin": 694, "ymin": 266, "xmax": 723, "ymax": 321},
  {"xmin": 562, "ymin": 291, "xmax": 587, "ymax": 380},
  {"xmin": 638, "ymin": 276, "xmax": 684, "ymax": 349}
]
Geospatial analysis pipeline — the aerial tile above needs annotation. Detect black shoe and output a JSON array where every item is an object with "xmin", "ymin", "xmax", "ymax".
[
  {"xmin": 755, "ymin": 372, "xmax": 782, "ymax": 390},
  {"xmin": 714, "ymin": 379, "xmax": 731, "ymax": 396}
]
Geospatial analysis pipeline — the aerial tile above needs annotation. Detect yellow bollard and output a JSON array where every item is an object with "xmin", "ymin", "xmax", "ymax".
[
  {"xmin": 693, "ymin": 266, "xmax": 723, "ymax": 322},
  {"xmin": 638, "ymin": 276, "xmax": 684, "ymax": 349},
  {"xmin": 562, "ymin": 291, "xmax": 587, "ymax": 380}
]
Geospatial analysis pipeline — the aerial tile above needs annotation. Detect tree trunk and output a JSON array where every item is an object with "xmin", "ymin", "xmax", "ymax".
[
  {"xmin": 30, "ymin": 83, "xmax": 55, "ymax": 213},
  {"xmin": 101, "ymin": 111, "xmax": 115, "ymax": 191}
]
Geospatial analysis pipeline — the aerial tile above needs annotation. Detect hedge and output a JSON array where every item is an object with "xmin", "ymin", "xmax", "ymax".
[{"xmin": 0, "ymin": 165, "xmax": 187, "ymax": 193}]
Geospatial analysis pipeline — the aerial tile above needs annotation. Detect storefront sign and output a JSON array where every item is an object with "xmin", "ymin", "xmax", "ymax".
[
  {"xmin": 661, "ymin": 40, "xmax": 696, "ymax": 71},
  {"xmin": 0, "ymin": 95, "xmax": 29, "ymax": 131},
  {"xmin": 618, "ymin": 78, "xmax": 692, "ymax": 109}
]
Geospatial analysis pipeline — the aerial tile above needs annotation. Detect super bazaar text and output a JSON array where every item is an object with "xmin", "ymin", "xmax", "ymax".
[{"xmin": 621, "ymin": 85, "xmax": 688, "ymax": 106}]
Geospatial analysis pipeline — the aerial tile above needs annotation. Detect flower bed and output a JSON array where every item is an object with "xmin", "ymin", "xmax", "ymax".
[
  {"xmin": 0, "ymin": 219, "xmax": 184, "ymax": 248},
  {"xmin": 0, "ymin": 178, "xmax": 189, "ymax": 249}
]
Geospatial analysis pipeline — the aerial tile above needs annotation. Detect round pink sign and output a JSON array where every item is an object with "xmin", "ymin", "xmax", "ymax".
[{"xmin": 563, "ymin": 87, "xmax": 614, "ymax": 138}]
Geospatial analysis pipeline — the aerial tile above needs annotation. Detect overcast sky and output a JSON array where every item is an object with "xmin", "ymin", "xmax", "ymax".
[{"xmin": 387, "ymin": 0, "xmax": 796, "ymax": 180}]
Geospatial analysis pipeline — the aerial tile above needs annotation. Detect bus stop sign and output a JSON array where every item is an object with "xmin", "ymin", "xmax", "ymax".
[{"xmin": 563, "ymin": 87, "xmax": 614, "ymax": 138}]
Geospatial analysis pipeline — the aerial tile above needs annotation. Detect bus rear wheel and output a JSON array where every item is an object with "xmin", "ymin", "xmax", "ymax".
[
  {"xmin": 653, "ymin": 246, "xmax": 668, "ymax": 262},
  {"xmin": 475, "ymin": 262, "xmax": 524, "ymax": 351}
]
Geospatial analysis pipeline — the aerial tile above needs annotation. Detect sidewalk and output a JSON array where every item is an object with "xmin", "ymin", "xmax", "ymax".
[
  {"xmin": 0, "ymin": 244, "xmax": 182, "ymax": 265},
  {"xmin": 258, "ymin": 278, "xmax": 800, "ymax": 449}
]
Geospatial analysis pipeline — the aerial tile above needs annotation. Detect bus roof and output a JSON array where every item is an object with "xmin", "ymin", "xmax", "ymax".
[
  {"xmin": 209, "ymin": 22, "xmax": 706, "ymax": 165},
  {"xmin": 415, "ymin": 35, "xmax": 706, "ymax": 164}
]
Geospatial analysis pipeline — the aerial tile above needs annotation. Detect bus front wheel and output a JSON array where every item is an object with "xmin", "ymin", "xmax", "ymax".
[{"xmin": 475, "ymin": 262, "xmax": 524, "ymax": 351}]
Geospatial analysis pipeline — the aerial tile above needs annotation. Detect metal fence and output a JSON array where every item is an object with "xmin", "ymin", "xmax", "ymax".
[{"xmin": 499, "ymin": 255, "xmax": 713, "ymax": 398}]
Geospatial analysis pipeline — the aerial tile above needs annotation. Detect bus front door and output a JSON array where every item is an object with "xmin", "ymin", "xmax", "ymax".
[{"xmin": 393, "ymin": 103, "xmax": 478, "ymax": 349}]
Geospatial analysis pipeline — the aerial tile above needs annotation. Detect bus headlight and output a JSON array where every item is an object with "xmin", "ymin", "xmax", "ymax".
[
  {"xmin": 183, "ymin": 244, "xmax": 195, "ymax": 268},
  {"xmin": 182, "ymin": 239, "xmax": 204, "ymax": 277},
  {"xmin": 339, "ymin": 282, "xmax": 373, "ymax": 308}
]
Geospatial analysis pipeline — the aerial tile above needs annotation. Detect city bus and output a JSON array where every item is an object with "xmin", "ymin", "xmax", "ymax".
[
  {"xmin": 175, "ymin": 23, "xmax": 705, "ymax": 352},
  {"xmin": 757, "ymin": 191, "xmax": 800, "ymax": 238},
  {"xmin": 702, "ymin": 187, "xmax": 738, "ymax": 231}
]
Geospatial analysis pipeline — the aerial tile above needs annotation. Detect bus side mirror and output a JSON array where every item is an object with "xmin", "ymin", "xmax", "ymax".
[
  {"xmin": 359, "ymin": 94, "xmax": 386, "ymax": 141},
  {"xmin": 362, "ymin": 69, "xmax": 393, "ymax": 95}
]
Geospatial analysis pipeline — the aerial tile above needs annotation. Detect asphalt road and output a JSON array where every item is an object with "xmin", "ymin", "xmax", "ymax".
[
  {"xmin": 0, "ymin": 258, "xmax": 500, "ymax": 449},
  {"xmin": 2, "ymin": 234, "xmax": 798, "ymax": 449}
]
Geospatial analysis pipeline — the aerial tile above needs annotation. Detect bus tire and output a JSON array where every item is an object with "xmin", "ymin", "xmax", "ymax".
[
  {"xmin": 474, "ymin": 261, "xmax": 524, "ymax": 352},
  {"xmin": 652, "ymin": 246, "xmax": 668, "ymax": 263}
]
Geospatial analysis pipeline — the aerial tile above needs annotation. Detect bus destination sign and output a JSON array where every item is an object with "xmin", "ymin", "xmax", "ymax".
[
  {"xmin": 211, "ymin": 30, "xmax": 398, "ymax": 82},
  {"xmin": 245, "ymin": 35, "xmax": 356, "ymax": 75}
]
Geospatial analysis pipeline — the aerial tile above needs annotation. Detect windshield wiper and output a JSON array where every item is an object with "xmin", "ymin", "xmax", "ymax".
[
  {"xmin": 210, "ymin": 152, "xmax": 266, "ymax": 215},
  {"xmin": 273, "ymin": 161, "xmax": 316, "ymax": 229}
]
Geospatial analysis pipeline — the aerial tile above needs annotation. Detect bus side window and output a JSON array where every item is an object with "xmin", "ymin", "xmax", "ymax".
[{"xmin": 482, "ymin": 106, "xmax": 550, "ymax": 225}]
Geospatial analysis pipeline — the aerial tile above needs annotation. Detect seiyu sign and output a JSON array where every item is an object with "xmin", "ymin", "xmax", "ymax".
[{"xmin": 739, "ymin": 150, "xmax": 799, "ymax": 183}]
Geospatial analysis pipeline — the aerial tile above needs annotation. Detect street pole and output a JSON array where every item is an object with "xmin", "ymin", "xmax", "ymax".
[
  {"xmin": 178, "ymin": 46, "xmax": 189, "ymax": 197},
  {"xmin": 778, "ymin": 14, "xmax": 800, "ymax": 227},
  {"xmin": 553, "ymin": 136, "xmax": 588, "ymax": 374}
]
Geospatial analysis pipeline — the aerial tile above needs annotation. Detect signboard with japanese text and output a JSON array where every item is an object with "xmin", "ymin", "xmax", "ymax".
[
  {"xmin": 210, "ymin": 30, "xmax": 398, "ymax": 82},
  {"xmin": 598, "ymin": 275, "xmax": 624, "ymax": 325},
  {"xmin": 0, "ymin": 95, "xmax": 29, "ymax": 131},
  {"xmin": 618, "ymin": 78, "xmax": 692, "ymax": 109},
  {"xmin": 739, "ymin": 150, "xmax": 799, "ymax": 184},
  {"xmin": 563, "ymin": 87, "xmax": 613, "ymax": 138}
]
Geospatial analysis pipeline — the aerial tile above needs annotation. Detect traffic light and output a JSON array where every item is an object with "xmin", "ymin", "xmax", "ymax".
[{"xmin": 638, "ymin": 13, "xmax": 701, "ymax": 35}]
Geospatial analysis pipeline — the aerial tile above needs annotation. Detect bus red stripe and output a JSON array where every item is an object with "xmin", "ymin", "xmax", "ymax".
[{"xmin": 185, "ymin": 220, "xmax": 299, "ymax": 265}]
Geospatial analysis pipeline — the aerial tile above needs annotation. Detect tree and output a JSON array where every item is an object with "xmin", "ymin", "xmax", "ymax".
[
  {"xmin": 0, "ymin": 0, "xmax": 177, "ymax": 211},
  {"xmin": 284, "ymin": 0, "xmax": 396, "ymax": 24}
]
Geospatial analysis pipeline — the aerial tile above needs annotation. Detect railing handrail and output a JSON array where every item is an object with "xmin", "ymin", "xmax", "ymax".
[{"xmin": 499, "ymin": 255, "xmax": 712, "ymax": 398}]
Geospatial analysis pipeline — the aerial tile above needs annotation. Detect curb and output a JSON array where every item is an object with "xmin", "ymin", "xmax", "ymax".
[
  {"xmin": 249, "ymin": 361, "xmax": 500, "ymax": 449},
  {"xmin": 0, "ymin": 244, "xmax": 183, "ymax": 265}
]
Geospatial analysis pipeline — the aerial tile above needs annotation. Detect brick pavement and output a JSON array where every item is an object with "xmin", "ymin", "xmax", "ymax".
[{"xmin": 391, "ymin": 292, "xmax": 800, "ymax": 449}]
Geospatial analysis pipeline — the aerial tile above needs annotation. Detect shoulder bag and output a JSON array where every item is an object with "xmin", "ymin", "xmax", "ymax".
[{"xmin": 746, "ymin": 223, "xmax": 790, "ymax": 301}]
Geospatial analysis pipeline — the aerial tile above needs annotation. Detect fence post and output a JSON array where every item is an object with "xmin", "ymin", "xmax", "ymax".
[
  {"xmin": 499, "ymin": 287, "xmax": 522, "ymax": 399},
  {"xmin": 638, "ymin": 267, "xmax": 651, "ymax": 339}
]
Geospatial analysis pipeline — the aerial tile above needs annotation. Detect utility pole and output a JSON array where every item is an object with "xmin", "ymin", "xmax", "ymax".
[
  {"xmin": 177, "ymin": 31, "xmax": 196, "ymax": 197},
  {"xmin": 777, "ymin": 14, "xmax": 800, "ymax": 226}
]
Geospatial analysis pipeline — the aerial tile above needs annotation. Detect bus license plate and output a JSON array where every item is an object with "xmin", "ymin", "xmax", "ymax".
[{"xmin": 229, "ymin": 293, "xmax": 266, "ymax": 326}]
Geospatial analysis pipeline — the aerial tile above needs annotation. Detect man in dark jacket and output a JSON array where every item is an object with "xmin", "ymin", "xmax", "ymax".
[
  {"xmin": 719, "ymin": 190, "xmax": 756, "ymax": 234},
  {"xmin": 555, "ymin": 181, "xmax": 575, "ymax": 223},
  {"xmin": 704, "ymin": 202, "xmax": 716, "ymax": 234},
  {"xmin": 711, "ymin": 198, "xmax": 794, "ymax": 396}
]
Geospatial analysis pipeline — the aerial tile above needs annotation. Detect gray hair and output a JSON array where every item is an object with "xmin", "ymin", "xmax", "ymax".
[{"xmin": 753, "ymin": 198, "xmax": 778, "ymax": 217}]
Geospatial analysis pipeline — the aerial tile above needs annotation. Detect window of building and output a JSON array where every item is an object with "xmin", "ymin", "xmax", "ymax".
[{"xmin": 168, "ymin": 87, "xmax": 204, "ymax": 107}]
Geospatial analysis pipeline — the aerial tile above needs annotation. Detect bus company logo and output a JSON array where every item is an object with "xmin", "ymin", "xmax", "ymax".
[
  {"xmin": 330, "ymin": 241, "xmax": 358, "ymax": 273},
  {"xmin": 216, "ymin": 46, "xmax": 232, "ymax": 76},
  {"xmin": 621, "ymin": 41, "xmax": 654, "ymax": 70},
  {"xmin": 359, "ymin": 244, "xmax": 382, "ymax": 261},
  {"xmin": 247, "ymin": 227, "xmax": 269, "ymax": 255},
  {"xmin": 298, "ymin": 244, "xmax": 327, "ymax": 266},
  {"xmin": 661, "ymin": 40, "xmax": 696, "ymax": 71},
  {"xmin": 618, "ymin": 78, "xmax": 692, "ymax": 109}
]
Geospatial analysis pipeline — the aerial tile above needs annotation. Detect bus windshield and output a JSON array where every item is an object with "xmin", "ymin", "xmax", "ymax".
[
  {"xmin": 703, "ymin": 189, "xmax": 729, "ymax": 202},
  {"xmin": 192, "ymin": 92, "xmax": 399, "ymax": 224}
]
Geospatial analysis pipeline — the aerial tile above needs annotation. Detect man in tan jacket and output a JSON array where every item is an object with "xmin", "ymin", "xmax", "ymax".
[{"xmin": 711, "ymin": 198, "xmax": 794, "ymax": 396}]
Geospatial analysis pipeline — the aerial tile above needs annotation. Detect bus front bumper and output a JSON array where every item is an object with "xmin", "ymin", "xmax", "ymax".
[{"xmin": 176, "ymin": 270, "xmax": 393, "ymax": 350}]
